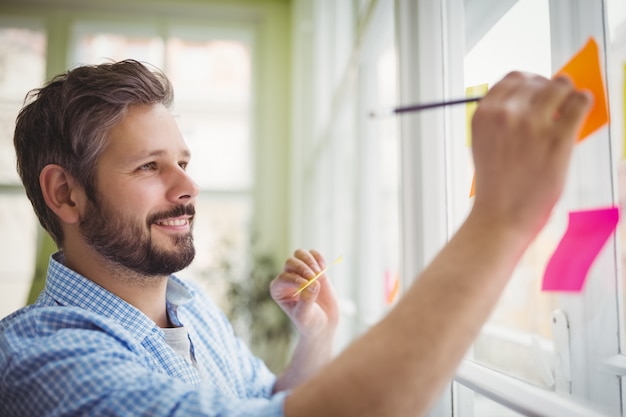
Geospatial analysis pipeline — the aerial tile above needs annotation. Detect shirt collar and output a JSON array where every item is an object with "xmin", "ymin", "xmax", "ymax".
[{"xmin": 44, "ymin": 251, "xmax": 196, "ymax": 337}]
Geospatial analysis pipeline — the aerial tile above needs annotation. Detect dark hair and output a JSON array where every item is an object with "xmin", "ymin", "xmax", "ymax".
[{"xmin": 14, "ymin": 59, "xmax": 174, "ymax": 246}]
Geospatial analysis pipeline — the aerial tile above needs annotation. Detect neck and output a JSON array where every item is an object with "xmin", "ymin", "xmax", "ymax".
[{"xmin": 62, "ymin": 241, "xmax": 171, "ymax": 328}]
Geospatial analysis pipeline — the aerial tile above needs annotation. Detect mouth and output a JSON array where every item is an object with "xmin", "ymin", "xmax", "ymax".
[
  {"xmin": 154, "ymin": 217, "xmax": 192, "ymax": 227},
  {"xmin": 149, "ymin": 205, "xmax": 195, "ymax": 231}
]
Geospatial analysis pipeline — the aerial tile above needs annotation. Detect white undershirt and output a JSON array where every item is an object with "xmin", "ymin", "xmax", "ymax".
[{"xmin": 161, "ymin": 326, "xmax": 193, "ymax": 364}]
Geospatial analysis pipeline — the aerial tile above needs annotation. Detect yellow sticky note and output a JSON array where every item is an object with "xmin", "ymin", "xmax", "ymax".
[
  {"xmin": 623, "ymin": 63, "xmax": 626, "ymax": 159},
  {"xmin": 466, "ymin": 84, "xmax": 487, "ymax": 198},
  {"xmin": 465, "ymin": 83, "xmax": 489, "ymax": 148}
]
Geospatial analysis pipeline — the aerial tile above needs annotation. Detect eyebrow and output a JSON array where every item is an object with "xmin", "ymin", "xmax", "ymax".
[{"xmin": 123, "ymin": 149, "xmax": 191, "ymax": 166}]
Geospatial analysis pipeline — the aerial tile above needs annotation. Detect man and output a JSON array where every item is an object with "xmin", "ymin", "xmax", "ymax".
[{"xmin": 0, "ymin": 60, "xmax": 591, "ymax": 416}]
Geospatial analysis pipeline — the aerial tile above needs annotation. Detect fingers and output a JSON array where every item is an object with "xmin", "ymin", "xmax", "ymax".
[
  {"xmin": 481, "ymin": 72, "xmax": 590, "ymax": 132},
  {"xmin": 284, "ymin": 249, "xmax": 326, "ymax": 279},
  {"xmin": 270, "ymin": 269, "xmax": 320, "ymax": 304},
  {"xmin": 280, "ymin": 271, "xmax": 309, "ymax": 289},
  {"xmin": 531, "ymin": 75, "xmax": 574, "ymax": 121},
  {"xmin": 529, "ymin": 75, "xmax": 591, "ymax": 141},
  {"xmin": 479, "ymin": 71, "xmax": 540, "ymax": 107},
  {"xmin": 475, "ymin": 70, "xmax": 591, "ymax": 151},
  {"xmin": 554, "ymin": 87, "xmax": 593, "ymax": 143},
  {"xmin": 272, "ymin": 249, "xmax": 329, "ymax": 300},
  {"xmin": 310, "ymin": 249, "xmax": 327, "ymax": 270}
]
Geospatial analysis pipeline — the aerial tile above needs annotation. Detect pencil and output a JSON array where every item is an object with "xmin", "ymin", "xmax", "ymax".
[{"xmin": 369, "ymin": 95, "xmax": 483, "ymax": 118}]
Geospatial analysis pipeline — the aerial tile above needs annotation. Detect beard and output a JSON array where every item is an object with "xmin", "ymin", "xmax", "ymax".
[{"xmin": 79, "ymin": 196, "xmax": 196, "ymax": 277}]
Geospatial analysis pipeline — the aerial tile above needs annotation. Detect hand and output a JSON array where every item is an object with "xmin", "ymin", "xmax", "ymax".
[
  {"xmin": 471, "ymin": 71, "xmax": 592, "ymax": 238},
  {"xmin": 270, "ymin": 249, "xmax": 339, "ymax": 339}
]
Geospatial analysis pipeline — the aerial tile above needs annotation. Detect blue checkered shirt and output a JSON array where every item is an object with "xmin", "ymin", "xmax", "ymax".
[{"xmin": 0, "ymin": 252, "xmax": 287, "ymax": 416}]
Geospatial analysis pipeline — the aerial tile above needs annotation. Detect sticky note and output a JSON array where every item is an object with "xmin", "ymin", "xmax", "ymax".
[
  {"xmin": 554, "ymin": 37, "xmax": 609, "ymax": 142},
  {"xmin": 384, "ymin": 269, "xmax": 400, "ymax": 305},
  {"xmin": 466, "ymin": 84, "xmax": 489, "ymax": 148},
  {"xmin": 542, "ymin": 206, "xmax": 619, "ymax": 292},
  {"xmin": 623, "ymin": 63, "xmax": 626, "ymax": 159}
]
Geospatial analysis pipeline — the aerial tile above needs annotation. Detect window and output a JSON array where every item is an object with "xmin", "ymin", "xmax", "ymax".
[
  {"xmin": 0, "ymin": 19, "xmax": 45, "ymax": 318},
  {"xmin": 357, "ymin": 19, "xmax": 401, "ymax": 329},
  {"xmin": 456, "ymin": 0, "xmax": 623, "ymax": 415},
  {"xmin": 302, "ymin": 0, "xmax": 624, "ymax": 415},
  {"xmin": 291, "ymin": 0, "xmax": 400, "ymax": 350}
]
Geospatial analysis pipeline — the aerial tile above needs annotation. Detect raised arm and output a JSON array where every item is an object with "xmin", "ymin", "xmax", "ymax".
[{"xmin": 283, "ymin": 72, "xmax": 592, "ymax": 416}]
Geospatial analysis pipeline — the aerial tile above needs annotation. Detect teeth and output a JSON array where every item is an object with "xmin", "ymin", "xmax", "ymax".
[{"xmin": 157, "ymin": 218, "xmax": 188, "ymax": 226}]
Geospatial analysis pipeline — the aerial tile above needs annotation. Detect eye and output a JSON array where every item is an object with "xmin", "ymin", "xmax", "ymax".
[
  {"xmin": 179, "ymin": 161, "xmax": 189, "ymax": 170},
  {"xmin": 138, "ymin": 161, "xmax": 157, "ymax": 171}
]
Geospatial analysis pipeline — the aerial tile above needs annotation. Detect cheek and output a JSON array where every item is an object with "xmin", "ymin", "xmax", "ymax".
[
  {"xmin": 95, "ymin": 168, "xmax": 164, "ymax": 218},
  {"xmin": 98, "ymin": 183, "xmax": 152, "ymax": 219}
]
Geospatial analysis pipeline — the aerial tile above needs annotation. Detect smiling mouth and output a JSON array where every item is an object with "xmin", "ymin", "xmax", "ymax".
[
  {"xmin": 155, "ymin": 218, "xmax": 191, "ymax": 227},
  {"xmin": 148, "ymin": 205, "xmax": 195, "ymax": 230}
]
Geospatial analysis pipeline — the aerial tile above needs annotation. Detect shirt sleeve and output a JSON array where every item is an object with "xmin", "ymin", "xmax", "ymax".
[{"xmin": 0, "ymin": 307, "xmax": 287, "ymax": 417}]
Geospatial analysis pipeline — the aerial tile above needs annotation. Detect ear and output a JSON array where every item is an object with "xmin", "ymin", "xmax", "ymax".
[{"xmin": 39, "ymin": 164, "xmax": 86, "ymax": 225}]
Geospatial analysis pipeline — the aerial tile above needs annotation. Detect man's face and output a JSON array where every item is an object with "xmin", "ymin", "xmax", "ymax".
[{"xmin": 79, "ymin": 104, "xmax": 199, "ymax": 277}]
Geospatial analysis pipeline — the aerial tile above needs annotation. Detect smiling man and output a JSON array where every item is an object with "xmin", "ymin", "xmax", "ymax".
[{"xmin": 0, "ymin": 60, "xmax": 591, "ymax": 416}]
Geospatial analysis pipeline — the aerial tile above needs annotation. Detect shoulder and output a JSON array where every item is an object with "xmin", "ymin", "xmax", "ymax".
[{"xmin": 0, "ymin": 304, "xmax": 145, "ymax": 361}]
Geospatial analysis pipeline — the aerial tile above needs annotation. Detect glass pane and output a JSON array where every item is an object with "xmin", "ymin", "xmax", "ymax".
[
  {"xmin": 0, "ymin": 22, "xmax": 46, "ymax": 318},
  {"xmin": 0, "ymin": 194, "xmax": 38, "ymax": 318},
  {"xmin": 608, "ymin": 0, "xmax": 626, "ymax": 349},
  {"xmin": 178, "ymin": 111, "xmax": 252, "ymax": 190},
  {"xmin": 166, "ymin": 37, "xmax": 252, "ymax": 190},
  {"xmin": 166, "ymin": 38, "xmax": 250, "ymax": 105},
  {"xmin": 359, "ymin": 40, "xmax": 400, "ymax": 331},
  {"xmin": 463, "ymin": 0, "xmax": 556, "ymax": 387},
  {"xmin": 70, "ymin": 23, "xmax": 164, "ymax": 66},
  {"xmin": 0, "ymin": 25, "xmax": 46, "ymax": 184},
  {"xmin": 377, "ymin": 46, "xmax": 401, "ymax": 307},
  {"xmin": 176, "ymin": 196, "xmax": 252, "ymax": 311}
]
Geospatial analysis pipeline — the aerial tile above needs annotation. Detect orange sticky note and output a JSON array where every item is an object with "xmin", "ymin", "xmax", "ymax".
[{"xmin": 554, "ymin": 37, "xmax": 609, "ymax": 142}]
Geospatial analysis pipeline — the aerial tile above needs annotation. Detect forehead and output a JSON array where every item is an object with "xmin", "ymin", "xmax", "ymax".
[{"xmin": 103, "ymin": 104, "xmax": 190, "ymax": 163}]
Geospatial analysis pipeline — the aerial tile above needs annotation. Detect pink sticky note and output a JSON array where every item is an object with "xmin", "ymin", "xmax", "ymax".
[{"xmin": 542, "ymin": 206, "xmax": 619, "ymax": 292}]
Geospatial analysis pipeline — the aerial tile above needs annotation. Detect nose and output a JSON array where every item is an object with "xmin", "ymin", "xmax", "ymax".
[{"xmin": 166, "ymin": 165, "xmax": 200, "ymax": 203}]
